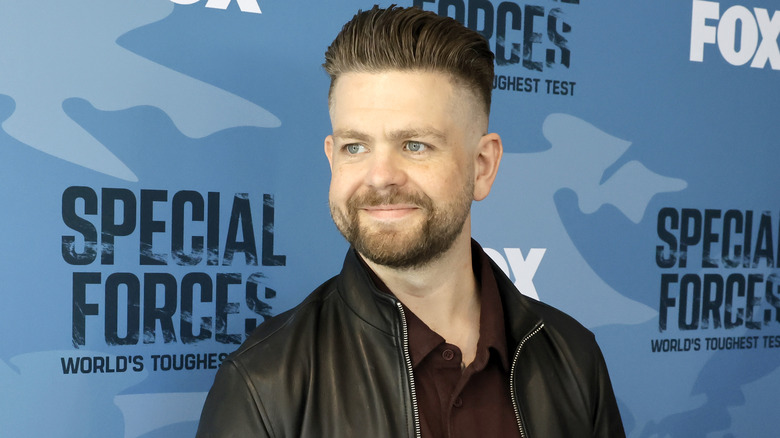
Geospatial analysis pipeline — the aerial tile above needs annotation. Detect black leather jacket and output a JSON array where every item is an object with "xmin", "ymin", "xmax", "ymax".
[{"xmin": 197, "ymin": 246, "xmax": 626, "ymax": 437}]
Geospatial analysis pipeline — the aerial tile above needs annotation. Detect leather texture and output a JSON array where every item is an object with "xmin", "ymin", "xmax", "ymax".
[{"xmin": 196, "ymin": 245, "xmax": 626, "ymax": 438}]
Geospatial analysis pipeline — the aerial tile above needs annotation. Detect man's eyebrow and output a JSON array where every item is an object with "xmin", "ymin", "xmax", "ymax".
[
  {"xmin": 332, "ymin": 128, "xmax": 447, "ymax": 142},
  {"xmin": 388, "ymin": 128, "xmax": 447, "ymax": 142},
  {"xmin": 332, "ymin": 130, "xmax": 371, "ymax": 142}
]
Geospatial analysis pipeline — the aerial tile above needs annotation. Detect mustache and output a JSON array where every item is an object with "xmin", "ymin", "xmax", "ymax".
[{"xmin": 347, "ymin": 187, "xmax": 433, "ymax": 210}]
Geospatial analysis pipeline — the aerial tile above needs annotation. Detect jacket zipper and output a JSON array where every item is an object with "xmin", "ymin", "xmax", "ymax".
[
  {"xmin": 396, "ymin": 301, "xmax": 422, "ymax": 438},
  {"xmin": 510, "ymin": 322, "xmax": 544, "ymax": 438}
]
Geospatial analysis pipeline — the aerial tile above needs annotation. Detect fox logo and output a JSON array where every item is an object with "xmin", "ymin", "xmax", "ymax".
[
  {"xmin": 690, "ymin": 0, "xmax": 780, "ymax": 70},
  {"xmin": 171, "ymin": 0, "xmax": 262, "ymax": 14}
]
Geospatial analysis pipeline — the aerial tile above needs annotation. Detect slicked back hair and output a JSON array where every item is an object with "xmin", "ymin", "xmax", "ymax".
[{"xmin": 323, "ymin": 5, "xmax": 495, "ymax": 116}]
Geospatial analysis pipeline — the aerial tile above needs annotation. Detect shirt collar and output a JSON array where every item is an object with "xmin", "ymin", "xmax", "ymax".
[{"xmin": 357, "ymin": 240, "xmax": 510, "ymax": 371}]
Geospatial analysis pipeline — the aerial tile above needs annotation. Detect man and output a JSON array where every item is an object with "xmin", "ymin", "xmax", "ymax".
[{"xmin": 197, "ymin": 5, "xmax": 625, "ymax": 437}]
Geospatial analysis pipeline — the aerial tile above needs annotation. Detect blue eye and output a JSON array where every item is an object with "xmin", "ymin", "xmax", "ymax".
[
  {"xmin": 345, "ymin": 144, "xmax": 365, "ymax": 154},
  {"xmin": 405, "ymin": 141, "xmax": 426, "ymax": 152}
]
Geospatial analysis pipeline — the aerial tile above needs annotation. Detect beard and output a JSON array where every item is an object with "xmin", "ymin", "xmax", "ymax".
[{"xmin": 330, "ymin": 182, "xmax": 473, "ymax": 269}]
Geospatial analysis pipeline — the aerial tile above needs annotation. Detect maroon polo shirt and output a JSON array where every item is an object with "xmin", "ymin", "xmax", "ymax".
[{"xmin": 363, "ymin": 247, "xmax": 521, "ymax": 437}]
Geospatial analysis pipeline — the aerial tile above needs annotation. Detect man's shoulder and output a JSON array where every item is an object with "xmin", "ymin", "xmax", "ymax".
[
  {"xmin": 227, "ymin": 275, "xmax": 341, "ymax": 367},
  {"xmin": 510, "ymin": 293, "xmax": 612, "ymax": 378},
  {"xmin": 524, "ymin": 297, "xmax": 595, "ymax": 340}
]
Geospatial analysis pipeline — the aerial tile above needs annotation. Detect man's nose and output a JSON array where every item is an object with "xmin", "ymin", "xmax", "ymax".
[{"xmin": 364, "ymin": 149, "xmax": 407, "ymax": 189}]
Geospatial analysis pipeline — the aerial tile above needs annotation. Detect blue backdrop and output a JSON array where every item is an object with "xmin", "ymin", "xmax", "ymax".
[{"xmin": 1, "ymin": 0, "xmax": 778, "ymax": 436}]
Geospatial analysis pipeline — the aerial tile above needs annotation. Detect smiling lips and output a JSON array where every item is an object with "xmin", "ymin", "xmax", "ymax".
[{"xmin": 361, "ymin": 204, "xmax": 420, "ymax": 221}]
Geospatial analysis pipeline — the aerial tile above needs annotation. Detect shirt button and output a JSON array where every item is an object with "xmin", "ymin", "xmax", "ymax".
[
  {"xmin": 453, "ymin": 397, "xmax": 463, "ymax": 408},
  {"xmin": 442, "ymin": 349, "xmax": 455, "ymax": 360}
]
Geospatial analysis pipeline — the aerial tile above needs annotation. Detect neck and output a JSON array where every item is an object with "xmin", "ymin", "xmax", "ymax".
[{"xmin": 362, "ymin": 229, "xmax": 481, "ymax": 365}]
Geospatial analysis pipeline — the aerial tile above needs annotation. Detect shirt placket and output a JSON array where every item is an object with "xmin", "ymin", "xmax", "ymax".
[{"xmin": 431, "ymin": 343, "xmax": 463, "ymax": 438}]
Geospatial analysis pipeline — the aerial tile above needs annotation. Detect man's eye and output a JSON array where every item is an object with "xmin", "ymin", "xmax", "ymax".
[
  {"xmin": 345, "ymin": 144, "xmax": 365, "ymax": 154},
  {"xmin": 405, "ymin": 141, "xmax": 426, "ymax": 152}
]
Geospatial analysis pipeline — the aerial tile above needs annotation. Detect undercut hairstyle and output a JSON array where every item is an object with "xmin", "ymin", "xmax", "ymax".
[{"xmin": 323, "ymin": 5, "xmax": 495, "ymax": 115}]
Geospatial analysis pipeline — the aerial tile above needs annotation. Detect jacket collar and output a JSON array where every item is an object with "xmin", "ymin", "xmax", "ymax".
[
  {"xmin": 335, "ymin": 242, "xmax": 544, "ymax": 346},
  {"xmin": 484, "ymin": 253, "xmax": 545, "ymax": 347},
  {"xmin": 336, "ymin": 248, "xmax": 403, "ymax": 336}
]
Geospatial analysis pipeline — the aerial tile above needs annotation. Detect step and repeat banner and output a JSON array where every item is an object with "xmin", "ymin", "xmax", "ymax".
[{"xmin": 1, "ymin": 0, "xmax": 777, "ymax": 436}]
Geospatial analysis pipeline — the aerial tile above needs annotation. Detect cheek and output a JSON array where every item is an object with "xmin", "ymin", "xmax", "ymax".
[
  {"xmin": 427, "ymin": 163, "xmax": 472, "ymax": 192},
  {"xmin": 328, "ymin": 168, "xmax": 358, "ymax": 202}
]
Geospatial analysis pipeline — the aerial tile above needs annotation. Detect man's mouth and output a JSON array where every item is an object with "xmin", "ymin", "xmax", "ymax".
[{"xmin": 360, "ymin": 204, "xmax": 420, "ymax": 220}]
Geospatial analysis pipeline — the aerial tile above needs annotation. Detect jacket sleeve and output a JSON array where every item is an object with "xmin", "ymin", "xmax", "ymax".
[
  {"xmin": 196, "ymin": 360, "xmax": 273, "ymax": 438},
  {"xmin": 592, "ymin": 345, "xmax": 627, "ymax": 438}
]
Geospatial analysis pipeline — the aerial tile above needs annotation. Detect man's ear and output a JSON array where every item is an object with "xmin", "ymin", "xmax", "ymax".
[
  {"xmin": 473, "ymin": 133, "xmax": 503, "ymax": 201},
  {"xmin": 324, "ymin": 135, "xmax": 334, "ymax": 170}
]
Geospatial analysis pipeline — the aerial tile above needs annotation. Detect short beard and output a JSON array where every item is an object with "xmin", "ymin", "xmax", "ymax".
[{"xmin": 330, "ymin": 184, "xmax": 473, "ymax": 269}]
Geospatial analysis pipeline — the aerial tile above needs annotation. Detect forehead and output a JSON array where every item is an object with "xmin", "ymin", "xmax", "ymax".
[
  {"xmin": 328, "ymin": 70, "xmax": 481, "ymax": 132},
  {"xmin": 331, "ymin": 70, "xmax": 455, "ymax": 108}
]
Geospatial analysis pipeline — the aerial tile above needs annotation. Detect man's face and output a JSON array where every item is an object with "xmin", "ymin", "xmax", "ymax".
[{"xmin": 324, "ymin": 70, "xmax": 486, "ymax": 269}]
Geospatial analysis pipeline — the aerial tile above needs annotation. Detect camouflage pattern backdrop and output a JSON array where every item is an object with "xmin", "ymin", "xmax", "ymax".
[{"xmin": 1, "ymin": 0, "xmax": 778, "ymax": 436}]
